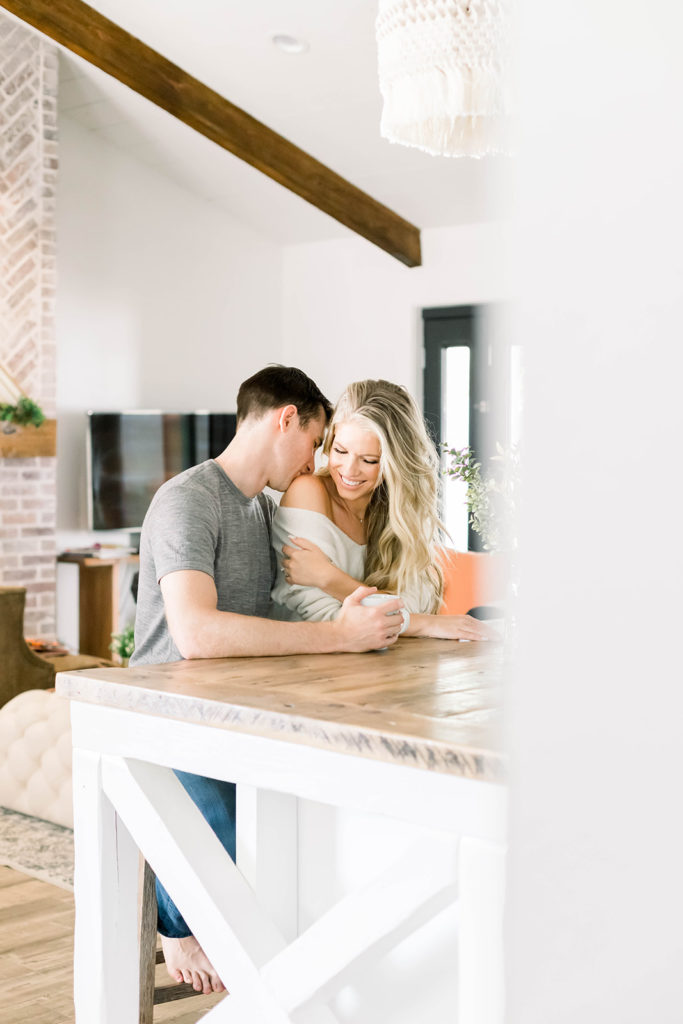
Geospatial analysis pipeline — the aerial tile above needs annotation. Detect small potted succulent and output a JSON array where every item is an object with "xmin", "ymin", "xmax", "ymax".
[{"xmin": 110, "ymin": 624, "xmax": 135, "ymax": 666}]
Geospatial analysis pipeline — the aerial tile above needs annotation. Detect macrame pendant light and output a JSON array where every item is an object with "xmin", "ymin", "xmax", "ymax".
[{"xmin": 376, "ymin": 0, "xmax": 511, "ymax": 158}]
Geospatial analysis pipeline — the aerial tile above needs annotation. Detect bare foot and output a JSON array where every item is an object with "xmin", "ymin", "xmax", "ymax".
[{"xmin": 160, "ymin": 933, "xmax": 226, "ymax": 994}]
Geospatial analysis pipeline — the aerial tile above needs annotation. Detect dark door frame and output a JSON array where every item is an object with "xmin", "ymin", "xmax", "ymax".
[{"xmin": 423, "ymin": 304, "xmax": 506, "ymax": 551}]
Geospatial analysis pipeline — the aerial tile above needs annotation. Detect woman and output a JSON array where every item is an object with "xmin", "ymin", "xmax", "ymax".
[{"xmin": 271, "ymin": 379, "xmax": 498, "ymax": 641}]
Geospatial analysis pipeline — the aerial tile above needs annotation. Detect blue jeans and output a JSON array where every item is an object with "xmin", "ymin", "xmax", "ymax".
[{"xmin": 156, "ymin": 770, "xmax": 236, "ymax": 938}]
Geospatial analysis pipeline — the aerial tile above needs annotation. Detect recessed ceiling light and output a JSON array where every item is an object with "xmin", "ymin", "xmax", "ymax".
[{"xmin": 272, "ymin": 33, "xmax": 309, "ymax": 55}]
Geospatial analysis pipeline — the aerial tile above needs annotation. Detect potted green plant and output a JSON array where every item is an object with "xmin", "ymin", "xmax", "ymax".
[
  {"xmin": 0, "ymin": 395, "xmax": 46, "ymax": 433},
  {"xmin": 442, "ymin": 442, "xmax": 520, "ymax": 555},
  {"xmin": 110, "ymin": 624, "xmax": 135, "ymax": 666},
  {"xmin": 443, "ymin": 442, "xmax": 521, "ymax": 643},
  {"xmin": 0, "ymin": 364, "xmax": 54, "ymax": 457}
]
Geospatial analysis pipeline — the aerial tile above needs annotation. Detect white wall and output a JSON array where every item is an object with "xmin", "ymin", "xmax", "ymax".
[
  {"xmin": 283, "ymin": 221, "xmax": 511, "ymax": 405},
  {"xmin": 57, "ymin": 128, "xmax": 507, "ymax": 544},
  {"xmin": 56, "ymin": 116, "xmax": 283, "ymax": 543},
  {"xmin": 506, "ymin": 3, "xmax": 683, "ymax": 1022}
]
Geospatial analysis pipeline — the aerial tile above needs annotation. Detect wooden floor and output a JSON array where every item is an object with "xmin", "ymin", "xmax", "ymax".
[{"xmin": 0, "ymin": 865, "xmax": 223, "ymax": 1024}]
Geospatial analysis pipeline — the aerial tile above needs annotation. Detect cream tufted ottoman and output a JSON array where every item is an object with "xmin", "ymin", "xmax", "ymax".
[{"xmin": 0, "ymin": 689, "xmax": 73, "ymax": 829}]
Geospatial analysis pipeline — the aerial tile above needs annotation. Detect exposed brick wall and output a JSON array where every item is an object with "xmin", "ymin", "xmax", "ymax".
[{"xmin": 0, "ymin": 15, "xmax": 58, "ymax": 636}]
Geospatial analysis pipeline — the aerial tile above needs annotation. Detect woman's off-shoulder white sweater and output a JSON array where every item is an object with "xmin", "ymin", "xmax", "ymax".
[{"xmin": 270, "ymin": 505, "xmax": 431, "ymax": 620}]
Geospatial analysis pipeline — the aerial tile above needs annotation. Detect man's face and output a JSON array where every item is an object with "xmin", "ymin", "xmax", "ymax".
[{"xmin": 271, "ymin": 409, "xmax": 326, "ymax": 492}]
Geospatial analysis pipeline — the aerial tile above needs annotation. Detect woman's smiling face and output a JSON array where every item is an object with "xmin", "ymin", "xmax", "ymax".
[{"xmin": 328, "ymin": 421, "xmax": 382, "ymax": 503}]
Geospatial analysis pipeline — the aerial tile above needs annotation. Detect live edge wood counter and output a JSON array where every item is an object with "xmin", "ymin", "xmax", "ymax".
[
  {"xmin": 57, "ymin": 638, "xmax": 507, "ymax": 1024},
  {"xmin": 57, "ymin": 636, "xmax": 505, "ymax": 783}
]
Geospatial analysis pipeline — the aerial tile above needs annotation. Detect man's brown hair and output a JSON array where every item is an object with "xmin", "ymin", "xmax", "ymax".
[{"xmin": 236, "ymin": 365, "xmax": 332, "ymax": 427}]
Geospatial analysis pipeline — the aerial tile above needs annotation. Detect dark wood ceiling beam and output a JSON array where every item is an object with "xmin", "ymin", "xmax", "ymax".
[{"xmin": 0, "ymin": 0, "xmax": 421, "ymax": 266}]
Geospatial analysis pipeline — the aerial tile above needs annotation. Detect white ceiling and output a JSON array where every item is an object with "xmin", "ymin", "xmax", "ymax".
[{"xmin": 57, "ymin": 0, "xmax": 510, "ymax": 246}]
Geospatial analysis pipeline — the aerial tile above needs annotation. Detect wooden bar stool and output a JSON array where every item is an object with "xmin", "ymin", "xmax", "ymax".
[{"xmin": 139, "ymin": 862, "xmax": 206, "ymax": 1023}]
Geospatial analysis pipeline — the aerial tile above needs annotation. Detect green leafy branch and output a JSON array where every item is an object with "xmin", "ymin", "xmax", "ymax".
[{"xmin": 442, "ymin": 442, "xmax": 520, "ymax": 552}]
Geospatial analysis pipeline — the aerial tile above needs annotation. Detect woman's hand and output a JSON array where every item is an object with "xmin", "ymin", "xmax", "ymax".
[
  {"xmin": 445, "ymin": 615, "xmax": 501, "ymax": 641},
  {"xmin": 281, "ymin": 537, "xmax": 362, "ymax": 602},
  {"xmin": 406, "ymin": 613, "xmax": 502, "ymax": 642},
  {"xmin": 282, "ymin": 537, "xmax": 335, "ymax": 589}
]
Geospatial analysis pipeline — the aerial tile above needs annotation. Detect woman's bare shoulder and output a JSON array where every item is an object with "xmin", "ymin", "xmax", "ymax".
[{"xmin": 280, "ymin": 473, "xmax": 333, "ymax": 515}]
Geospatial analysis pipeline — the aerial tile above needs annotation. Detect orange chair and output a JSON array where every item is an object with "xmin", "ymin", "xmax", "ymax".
[{"xmin": 439, "ymin": 549, "xmax": 508, "ymax": 616}]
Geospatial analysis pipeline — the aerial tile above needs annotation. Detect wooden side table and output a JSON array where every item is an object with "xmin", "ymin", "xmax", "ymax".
[{"xmin": 57, "ymin": 554, "xmax": 139, "ymax": 660}]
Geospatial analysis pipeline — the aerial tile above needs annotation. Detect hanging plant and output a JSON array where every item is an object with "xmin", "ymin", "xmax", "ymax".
[
  {"xmin": 0, "ymin": 364, "xmax": 45, "ymax": 432},
  {"xmin": 0, "ymin": 396, "xmax": 46, "ymax": 430}
]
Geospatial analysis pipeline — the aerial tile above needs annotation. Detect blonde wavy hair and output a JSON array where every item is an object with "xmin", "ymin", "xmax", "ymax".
[{"xmin": 321, "ymin": 379, "xmax": 444, "ymax": 612}]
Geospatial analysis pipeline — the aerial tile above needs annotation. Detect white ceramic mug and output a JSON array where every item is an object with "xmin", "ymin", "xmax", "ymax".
[{"xmin": 360, "ymin": 593, "xmax": 410, "ymax": 638}]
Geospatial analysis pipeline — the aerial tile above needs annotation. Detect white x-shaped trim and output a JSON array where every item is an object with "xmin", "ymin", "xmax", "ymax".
[{"xmin": 97, "ymin": 755, "xmax": 459, "ymax": 1023}]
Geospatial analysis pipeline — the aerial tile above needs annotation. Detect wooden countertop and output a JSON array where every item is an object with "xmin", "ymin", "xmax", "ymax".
[{"xmin": 56, "ymin": 637, "xmax": 505, "ymax": 783}]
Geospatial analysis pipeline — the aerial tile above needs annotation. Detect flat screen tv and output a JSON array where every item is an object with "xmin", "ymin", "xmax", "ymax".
[{"xmin": 87, "ymin": 410, "xmax": 237, "ymax": 531}]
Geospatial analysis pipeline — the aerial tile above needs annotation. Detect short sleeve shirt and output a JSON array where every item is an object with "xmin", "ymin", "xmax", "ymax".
[{"xmin": 130, "ymin": 460, "xmax": 276, "ymax": 665}]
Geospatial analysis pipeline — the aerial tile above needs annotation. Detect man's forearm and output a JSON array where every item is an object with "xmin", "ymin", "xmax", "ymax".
[
  {"xmin": 173, "ymin": 608, "xmax": 344, "ymax": 659},
  {"xmin": 161, "ymin": 571, "xmax": 402, "ymax": 657}
]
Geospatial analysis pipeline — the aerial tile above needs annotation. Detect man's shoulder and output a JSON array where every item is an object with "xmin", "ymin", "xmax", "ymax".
[
  {"xmin": 157, "ymin": 460, "xmax": 219, "ymax": 496},
  {"xmin": 147, "ymin": 461, "xmax": 221, "ymax": 517},
  {"xmin": 280, "ymin": 473, "xmax": 332, "ymax": 515}
]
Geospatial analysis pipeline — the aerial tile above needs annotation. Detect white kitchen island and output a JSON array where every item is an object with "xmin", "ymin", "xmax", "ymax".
[{"xmin": 57, "ymin": 636, "xmax": 506, "ymax": 1024}]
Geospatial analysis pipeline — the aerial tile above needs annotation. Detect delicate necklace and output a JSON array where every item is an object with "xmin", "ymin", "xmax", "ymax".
[{"xmin": 340, "ymin": 497, "xmax": 367, "ymax": 525}]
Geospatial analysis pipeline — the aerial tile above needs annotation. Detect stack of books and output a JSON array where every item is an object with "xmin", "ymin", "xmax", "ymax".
[{"xmin": 60, "ymin": 544, "xmax": 137, "ymax": 560}]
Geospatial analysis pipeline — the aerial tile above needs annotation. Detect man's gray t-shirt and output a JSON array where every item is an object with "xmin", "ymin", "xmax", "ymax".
[{"xmin": 130, "ymin": 460, "xmax": 277, "ymax": 666}]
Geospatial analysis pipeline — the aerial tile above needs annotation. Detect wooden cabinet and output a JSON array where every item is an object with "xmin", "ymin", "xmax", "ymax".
[{"xmin": 57, "ymin": 554, "xmax": 139, "ymax": 660}]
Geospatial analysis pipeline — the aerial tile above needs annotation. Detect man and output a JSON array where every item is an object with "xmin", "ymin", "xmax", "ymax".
[{"xmin": 130, "ymin": 365, "xmax": 404, "ymax": 994}]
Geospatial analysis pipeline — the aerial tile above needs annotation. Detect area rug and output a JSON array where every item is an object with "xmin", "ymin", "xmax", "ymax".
[{"xmin": 0, "ymin": 806, "xmax": 74, "ymax": 890}]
